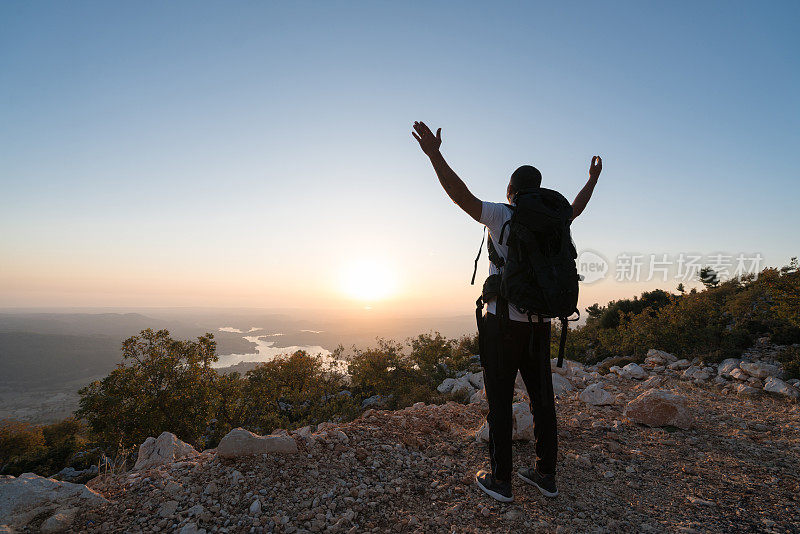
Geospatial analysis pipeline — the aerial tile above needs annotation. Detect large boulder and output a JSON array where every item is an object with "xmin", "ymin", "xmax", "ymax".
[
  {"xmin": 133, "ymin": 431, "xmax": 199, "ymax": 471},
  {"xmin": 717, "ymin": 358, "xmax": 742, "ymax": 378},
  {"xmin": 467, "ymin": 371, "xmax": 484, "ymax": 389},
  {"xmin": 551, "ymin": 359, "xmax": 584, "ymax": 376},
  {"xmin": 645, "ymin": 349, "xmax": 678, "ymax": 365},
  {"xmin": 450, "ymin": 376, "xmax": 476, "ymax": 398},
  {"xmin": 40, "ymin": 507, "xmax": 78, "ymax": 533},
  {"xmin": 668, "ymin": 359, "xmax": 691, "ymax": 371},
  {"xmin": 469, "ymin": 387, "xmax": 487, "ymax": 407},
  {"xmin": 360, "ymin": 394, "xmax": 391, "ymax": 409},
  {"xmin": 740, "ymin": 361, "xmax": 782, "ymax": 379},
  {"xmin": 734, "ymin": 383, "xmax": 760, "ymax": 397},
  {"xmin": 512, "ymin": 402, "xmax": 535, "ymax": 441},
  {"xmin": 0, "ymin": 473, "xmax": 107, "ymax": 531},
  {"xmin": 682, "ymin": 366, "xmax": 711, "ymax": 381},
  {"xmin": 618, "ymin": 363, "xmax": 648, "ymax": 380},
  {"xmin": 635, "ymin": 375, "xmax": 663, "ymax": 391},
  {"xmin": 475, "ymin": 401, "xmax": 535, "ymax": 442},
  {"xmin": 730, "ymin": 367, "xmax": 748, "ymax": 381},
  {"xmin": 579, "ymin": 383, "xmax": 615, "ymax": 406},
  {"xmin": 216, "ymin": 428, "xmax": 298, "ymax": 458},
  {"xmin": 53, "ymin": 465, "xmax": 98, "ymax": 483},
  {"xmin": 436, "ymin": 378, "xmax": 457, "ymax": 394},
  {"xmin": 623, "ymin": 389, "xmax": 693, "ymax": 430},
  {"xmin": 763, "ymin": 377, "xmax": 799, "ymax": 399},
  {"xmin": 551, "ymin": 373, "xmax": 574, "ymax": 397}
]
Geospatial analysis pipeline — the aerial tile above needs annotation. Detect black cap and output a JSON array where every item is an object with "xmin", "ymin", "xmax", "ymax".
[{"xmin": 510, "ymin": 165, "xmax": 542, "ymax": 192}]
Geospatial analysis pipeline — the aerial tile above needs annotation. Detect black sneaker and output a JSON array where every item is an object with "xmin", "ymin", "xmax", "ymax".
[
  {"xmin": 517, "ymin": 467, "xmax": 558, "ymax": 497},
  {"xmin": 475, "ymin": 469, "xmax": 513, "ymax": 503}
]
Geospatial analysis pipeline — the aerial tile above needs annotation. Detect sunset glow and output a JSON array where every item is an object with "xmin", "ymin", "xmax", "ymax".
[{"xmin": 340, "ymin": 259, "xmax": 398, "ymax": 302}]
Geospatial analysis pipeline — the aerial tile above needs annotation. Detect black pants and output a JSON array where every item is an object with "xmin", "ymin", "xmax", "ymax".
[{"xmin": 480, "ymin": 312, "xmax": 557, "ymax": 481}]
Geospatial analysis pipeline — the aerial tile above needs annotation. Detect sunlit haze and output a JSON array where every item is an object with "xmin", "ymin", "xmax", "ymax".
[{"xmin": 1, "ymin": 2, "xmax": 798, "ymax": 317}]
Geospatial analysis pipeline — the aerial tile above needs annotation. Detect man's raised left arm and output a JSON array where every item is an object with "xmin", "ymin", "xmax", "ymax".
[{"xmin": 571, "ymin": 155, "xmax": 602, "ymax": 220}]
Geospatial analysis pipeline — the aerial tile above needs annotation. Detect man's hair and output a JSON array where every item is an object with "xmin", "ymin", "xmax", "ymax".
[{"xmin": 509, "ymin": 165, "xmax": 542, "ymax": 193}]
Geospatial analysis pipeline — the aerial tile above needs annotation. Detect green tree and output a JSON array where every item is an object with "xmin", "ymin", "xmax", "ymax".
[
  {"xmin": 77, "ymin": 329, "xmax": 219, "ymax": 450},
  {"xmin": 699, "ymin": 266, "xmax": 720, "ymax": 289}
]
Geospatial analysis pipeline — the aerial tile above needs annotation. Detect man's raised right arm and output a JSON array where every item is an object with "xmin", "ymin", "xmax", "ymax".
[{"xmin": 412, "ymin": 121, "xmax": 482, "ymax": 222}]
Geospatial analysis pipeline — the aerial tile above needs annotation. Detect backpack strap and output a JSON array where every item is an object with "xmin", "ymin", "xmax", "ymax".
[
  {"xmin": 498, "ymin": 220, "xmax": 511, "ymax": 246},
  {"xmin": 498, "ymin": 203, "xmax": 514, "ymax": 245},
  {"xmin": 556, "ymin": 310, "xmax": 581, "ymax": 368},
  {"xmin": 487, "ymin": 237, "xmax": 505, "ymax": 268},
  {"xmin": 470, "ymin": 227, "xmax": 487, "ymax": 285},
  {"xmin": 470, "ymin": 226, "xmax": 508, "ymax": 285}
]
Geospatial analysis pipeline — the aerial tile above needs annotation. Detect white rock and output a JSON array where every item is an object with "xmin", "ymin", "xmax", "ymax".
[
  {"xmin": 476, "ymin": 421, "xmax": 489, "ymax": 442},
  {"xmin": 133, "ymin": 431, "xmax": 199, "ymax": 471},
  {"xmin": 609, "ymin": 365, "xmax": 622, "ymax": 375},
  {"xmin": 668, "ymin": 359, "xmax": 691, "ymax": 370},
  {"xmin": 763, "ymin": 377, "xmax": 800, "ymax": 398},
  {"xmin": 551, "ymin": 373, "xmax": 574, "ymax": 397},
  {"xmin": 740, "ymin": 361, "xmax": 782, "ymax": 379},
  {"xmin": 467, "ymin": 371, "xmax": 484, "ymax": 389},
  {"xmin": 476, "ymin": 402, "xmax": 536, "ymax": 442},
  {"xmin": 579, "ymin": 383, "xmax": 615, "ymax": 406},
  {"xmin": 713, "ymin": 376, "xmax": 729, "ymax": 386},
  {"xmin": 436, "ymin": 378, "xmax": 457, "ymax": 394},
  {"xmin": 512, "ymin": 402, "xmax": 535, "ymax": 441},
  {"xmin": 646, "ymin": 349, "xmax": 678, "ymax": 363},
  {"xmin": 683, "ymin": 366, "xmax": 710, "ymax": 381},
  {"xmin": 623, "ymin": 389, "xmax": 693, "ymax": 430},
  {"xmin": 40, "ymin": 507, "xmax": 78, "ymax": 534},
  {"xmin": 469, "ymin": 387, "xmax": 487, "ymax": 406},
  {"xmin": 747, "ymin": 377, "xmax": 763, "ymax": 388},
  {"xmin": 619, "ymin": 363, "xmax": 648, "ymax": 380},
  {"xmin": 0, "ymin": 473, "xmax": 106, "ymax": 530},
  {"xmin": 551, "ymin": 359, "xmax": 584, "ymax": 376},
  {"xmin": 249, "ymin": 499, "xmax": 262, "ymax": 515},
  {"xmin": 717, "ymin": 358, "xmax": 742, "ymax": 378},
  {"xmin": 451, "ymin": 376, "xmax": 476, "ymax": 398},
  {"xmin": 730, "ymin": 368, "xmax": 748, "ymax": 381},
  {"xmin": 734, "ymin": 383, "xmax": 760, "ymax": 396},
  {"xmin": 217, "ymin": 428, "xmax": 298, "ymax": 458},
  {"xmin": 514, "ymin": 371, "xmax": 526, "ymax": 394},
  {"xmin": 635, "ymin": 375, "xmax": 663, "ymax": 390}
]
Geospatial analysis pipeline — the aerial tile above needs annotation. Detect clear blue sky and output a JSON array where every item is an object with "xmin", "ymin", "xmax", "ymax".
[{"xmin": 1, "ymin": 1, "xmax": 798, "ymax": 312}]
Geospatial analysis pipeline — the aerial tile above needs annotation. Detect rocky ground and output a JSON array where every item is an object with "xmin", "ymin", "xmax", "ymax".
[{"xmin": 3, "ymin": 344, "xmax": 800, "ymax": 534}]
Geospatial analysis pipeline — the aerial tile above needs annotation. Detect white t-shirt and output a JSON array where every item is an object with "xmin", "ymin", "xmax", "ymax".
[{"xmin": 479, "ymin": 201, "xmax": 550, "ymax": 323}]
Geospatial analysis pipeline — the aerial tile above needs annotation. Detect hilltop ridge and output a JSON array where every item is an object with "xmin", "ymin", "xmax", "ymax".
[{"xmin": 3, "ymin": 348, "xmax": 799, "ymax": 533}]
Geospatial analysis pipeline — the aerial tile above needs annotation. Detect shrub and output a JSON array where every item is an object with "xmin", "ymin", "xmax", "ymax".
[
  {"xmin": 77, "ymin": 329, "xmax": 220, "ymax": 451},
  {"xmin": 597, "ymin": 356, "xmax": 636, "ymax": 375},
  {"xmin": 568, "ymin": 259, "xmax": 799, "ymax": 364},
  {"xmin": 0, "ymin": 418, "xmax": 88, "ymax": 477},
  {"xmin": 775, "ymin": 346, "xmax": 800, "ymax": 380}
]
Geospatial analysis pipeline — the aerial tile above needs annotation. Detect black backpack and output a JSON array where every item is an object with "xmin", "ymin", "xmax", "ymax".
[{"xmin": 472, "ymin": 188, "xmax": 580, "ymax": 368}]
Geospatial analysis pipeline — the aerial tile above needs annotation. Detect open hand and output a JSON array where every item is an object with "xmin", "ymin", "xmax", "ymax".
[
  {"xmin": 412, "ymin": 121, "xmax": 442, "ymax": 157},
  {"xmin": 589, "ymin": 155, "xmax": 602, "ymax": 180}
]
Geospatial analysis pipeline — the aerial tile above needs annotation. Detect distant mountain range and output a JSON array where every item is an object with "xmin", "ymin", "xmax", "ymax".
[
  {"xmin": 0, "ymin": 312, "xmax": 256, "ymax": 389},
  {"xmin": 0, "ymin": 310, "xmax": 475, "ymax": 390}
]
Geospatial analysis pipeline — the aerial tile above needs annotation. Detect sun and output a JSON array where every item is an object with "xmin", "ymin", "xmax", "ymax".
[{"xmin": 340, "ymin": 258, "xmax": 398, "ymax": 302}]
